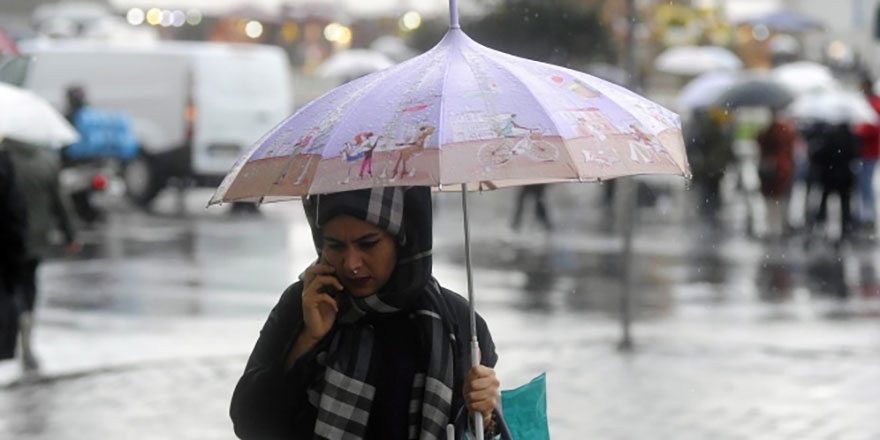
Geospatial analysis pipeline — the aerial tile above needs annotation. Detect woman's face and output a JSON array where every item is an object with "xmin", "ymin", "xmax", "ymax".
[{"xmin": 321, "ymin": 215, "xmax": 397, "ymax": 297}]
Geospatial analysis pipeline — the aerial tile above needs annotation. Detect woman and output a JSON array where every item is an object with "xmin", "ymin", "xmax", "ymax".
[{"xmin": 230, "ymin": 186, "xmax": 501, "ymax": 439}]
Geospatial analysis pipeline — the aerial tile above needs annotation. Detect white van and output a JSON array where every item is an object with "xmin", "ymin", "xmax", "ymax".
[{"xmin": 3, "ymin": 39, "xmax": 293, "ymax": 205}]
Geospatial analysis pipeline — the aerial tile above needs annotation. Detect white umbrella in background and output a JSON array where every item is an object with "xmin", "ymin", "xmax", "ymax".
[
  {"xmin": 0, "ymin": 82, "xmax": 79, "ymax": 147},
  {"xmin": 790, "ymin": 88, "xmax": 876, "ymax": 124},
  {"xmin": 655, "ymin": 45, "xmax": 742, "ymax": 76},
  {"xmin": 316, "ymin": 48, "xmax": 395, "ymax": 80},
  {"xmin": 677, "ymin": 70, "xmax": 739, "ymax": 114},
  {"xmin": 769, "ymin": 34, "xmax": 800, "ymax": 56},
  {"xmin": 772, "ymin": 61, "xmax": 838, "ymax": 95},
  {"xmin": 370, "ymin": 35, "xmax": 417, "ymax": 62}
]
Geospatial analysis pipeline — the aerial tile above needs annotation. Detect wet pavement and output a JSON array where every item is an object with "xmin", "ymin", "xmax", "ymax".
[{"xmin": 1, "ymin": 184, "xmax": 879, "ymax": 439}]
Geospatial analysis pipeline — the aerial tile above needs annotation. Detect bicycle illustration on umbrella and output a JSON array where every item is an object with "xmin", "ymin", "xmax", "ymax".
[{"xmin": 477, "ymin": 114, "xmax": 559, "ymax": 167}]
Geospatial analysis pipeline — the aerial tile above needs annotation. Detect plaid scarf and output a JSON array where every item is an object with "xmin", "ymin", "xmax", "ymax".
[{"xmin": 303, "ymin": 187, "xmax": 454, "ymax": 440}]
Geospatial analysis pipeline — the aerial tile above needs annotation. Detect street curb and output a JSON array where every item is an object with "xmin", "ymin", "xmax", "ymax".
[{"xmin": 0, "ymin": 354, "xmax": 247, "ymax": 390}]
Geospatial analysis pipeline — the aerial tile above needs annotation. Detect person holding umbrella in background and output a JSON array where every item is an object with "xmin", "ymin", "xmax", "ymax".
[
  {"xmin": 230, "ymin": 187, "xmax": 502, "ymax": 439},
  {"xmin": 685, "ymin": 106, "xmax": 734, "ymax": 224},
  {"xmin": 856, "ymin": 75, "xmax": 880, "ymax": 231},
  {"xmin": 0, "ymin": 82, "xmax": 82, "ymax": 371},
  {"xmin": 807, "ymin": 121, "xmax": 861, "ymax": 245},
  {"xmin": 756, "ymin": 110, "xmax": 798, "ymax": 238},
  {"xmin": 4, "ymin": 134, "xmax": 81, "ymax": 371}
]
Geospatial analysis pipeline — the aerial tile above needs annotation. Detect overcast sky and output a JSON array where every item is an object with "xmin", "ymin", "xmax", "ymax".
[{"xmin": 108, "ymin": 0, "xmax": 488, "ymax": 17}]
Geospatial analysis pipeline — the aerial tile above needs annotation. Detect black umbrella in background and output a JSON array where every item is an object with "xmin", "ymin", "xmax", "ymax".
[{"xmin": 713, "ymin": 78, "xmax": 795, "ymax": 110}]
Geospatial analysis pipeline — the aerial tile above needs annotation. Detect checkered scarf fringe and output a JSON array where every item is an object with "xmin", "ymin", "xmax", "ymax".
[{"xmin": 307, "ymin": 281, "xmax": 454, "ymax": 440}]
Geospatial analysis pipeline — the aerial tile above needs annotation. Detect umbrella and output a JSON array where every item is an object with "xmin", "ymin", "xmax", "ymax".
[
  {"xmin": 316, "ymin": 49, "xmax": 395, "ymax": 80},
  {"xmin": 790, "ymin": 89, "xmax": 877, "ymax": 125},
  {"xmin": 771, "ymin": 61, "xmax": 838, "ymax": 96},
  {"xmin": 211, "ymin": 1, "xmax": 689, "ymax": 436},
  {"xmin": 712, "ymin": 77, "xmax": 794, "ymax": 110},
  {"xmin": 742, "ymin": 9, "xmax": 824, "ymax": 32},
  {"xmin": 0, "ymin": 82, "xmax": 79, "ymax": 147},
  {"xmin": 768, "ymin": 34, "xmax": 800, "ymax": 56},
  {"xmin": 654, "ymin": 45, "xmax": 742, "ymax": 76},
  {"xmin": 677, "ymin": 70, "xmax": 739, "ymax": 113}
]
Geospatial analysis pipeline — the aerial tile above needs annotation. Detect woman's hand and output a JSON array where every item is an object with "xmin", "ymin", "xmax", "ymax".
[
  {"xmin": 464, "ymin": 365, "xmax": 500, "ymax": 431},
  {"xmin": 286, "ymin": 262, "xmax": 342, "ymax": 369},
  {"xmin": 301, "ymin": 262, "xmax": 343, "ymax": 342}
]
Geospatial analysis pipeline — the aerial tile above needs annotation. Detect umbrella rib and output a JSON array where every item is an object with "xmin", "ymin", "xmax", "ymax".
[
  {"xmin": 436, "ymin": 31, "xmax": 458, "ymax": 189},
  {"xmin": 464, "ymin": 42, "xmax": 583, "ymax": 180},
  {"xmin": 568, "ymin": 69, "xmax": 689, "ymax": 175},
  {"xmin": 307, "ymin": 44, "xmax": 451, "ymax": 192},
  {"xmin": 301, "ymin": 72, "xmax": 399, "ymax": 194}
]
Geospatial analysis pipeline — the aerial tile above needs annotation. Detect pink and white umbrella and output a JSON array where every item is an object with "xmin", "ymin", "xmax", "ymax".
[{"xmin": 210, "ymin": 14, "xmax": 688, "ymax": 205}]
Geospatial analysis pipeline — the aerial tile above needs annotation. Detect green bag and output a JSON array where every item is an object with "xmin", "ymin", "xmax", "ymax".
[{"xmin": 499, "ymin": 373, "xmax": 550, "ymax": 440}]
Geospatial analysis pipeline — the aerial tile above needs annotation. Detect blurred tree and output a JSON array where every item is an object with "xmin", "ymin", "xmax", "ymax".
[{"xmin": 407, "ymin": 0, "xmax": 615, "ymax": 68}]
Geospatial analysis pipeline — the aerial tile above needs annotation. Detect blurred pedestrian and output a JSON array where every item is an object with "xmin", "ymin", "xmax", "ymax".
[
  {"xmin": 61, "ymin": 85, "xmax": 139, "ymax": 222},
  {"xmin": 511, "ymin": 184, "xmax": 553, "ymax": 232},
  {"xmin": 808, "ymin": 123, "xmax": 861, "ymax": 243},
  {"xmin": 856, "ymin": 75, "xmax": 880, "ymax": 230},
  {"xmin": 230, "ymin": 187, "xmax": 501, "ymax": 439},
  {"xmin": 64, "ymin": 85, "xmax": 87, "ymax": 126},
  {"xmin": 0, "ymin": 139, "xmax": 28, "ymax": 361},
  {"xmin": 757, "ymin": 111, "xmax": 798, "ymax": 238},
  {"xmin": 685, "ymin": 107, "xmax": 734, "ymax": 223},
  {"xmin": 4, "ymin": 137, "xmax": 80, "ymax": 370}
]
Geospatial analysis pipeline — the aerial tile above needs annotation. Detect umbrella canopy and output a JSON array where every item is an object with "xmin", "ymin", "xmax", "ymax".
[
  {"xmin": 0, "ymin": 82, "xmax": 79, "ymax": 147},
  {"xmin": 790, "ymin": 89, "xmax": 877, "ymax": 125},
  {"xmin": 210, "ymin": 28, "xmax": 688, "ymax": 204},
  {"xmin": 771, "ymin": 61, "xmax": 838, "ymax": 96},
  {"xmin": 677, "ymin": 70, "xmax": 739, "ymax": 113},
  {"xmin": 316, "ymin": 49, "xmax": 395, "ymax": 80},
  {"xmin": 712, "ymin": 77, "xmax": 794, "ymax": 110},
  {"xmin": 654, "ymin": 45, "xmax": 742, "ymax": 76},
  {"xmin": 768, "ymin": 34, "xmax": 800, "ymax": 56},
  {"xmin": 742, "ymin": 10, "xmax": 824, "ymax": 32}
]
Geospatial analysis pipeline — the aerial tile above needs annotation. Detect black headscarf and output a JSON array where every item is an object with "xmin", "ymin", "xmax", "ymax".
[{"xmin": 302, "ymin": 186, "xmax": 433, "ymax": 311}]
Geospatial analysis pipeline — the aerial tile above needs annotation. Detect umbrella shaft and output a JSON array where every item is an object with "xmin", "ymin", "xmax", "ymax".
[
  {"xmin": 460, "ymin": 186, "xmax": 478, "ymax": 355},
  {"xmin": 461, "ymin": 186, "xmax": 484, "ymax": 440}
]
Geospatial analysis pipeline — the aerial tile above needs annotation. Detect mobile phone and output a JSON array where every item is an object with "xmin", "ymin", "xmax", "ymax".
[
  {"xmin": 318, "ymin": 280, "xmax": 342, "ymax": 298},
  {"xmin": 317, "ymin": 256, "xmax": 342, "ymax": 298}
]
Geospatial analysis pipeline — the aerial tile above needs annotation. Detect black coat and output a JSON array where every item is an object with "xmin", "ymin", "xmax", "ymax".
[
  {"xmin": 808, "ymin": 123, "xmax": 861, "ymax": 190},
  {"xmin": 230, "ymin": 281, "xmax": 497, "ymax": 440},
  {"xmin": 0, "ymin": 149, "xmax": 28, "ymax": 360},
  {"xmin": 0, "ymin": 149, "xmax": 27, "ymax": 296}
]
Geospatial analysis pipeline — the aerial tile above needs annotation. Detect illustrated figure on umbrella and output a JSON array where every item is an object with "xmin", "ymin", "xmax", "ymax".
[
  {"xmin": 390, "ymin": 124, "xmax": 436, "ymax": 179},
  {"xmin": 217, "ymin": 1, "xmax": 689, "ymax": 439}
]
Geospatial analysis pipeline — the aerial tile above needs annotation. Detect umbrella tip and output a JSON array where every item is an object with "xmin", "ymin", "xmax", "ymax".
[{"xmin": 449, "ymin": 0, "xmax": 460, "ymax": 29}]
